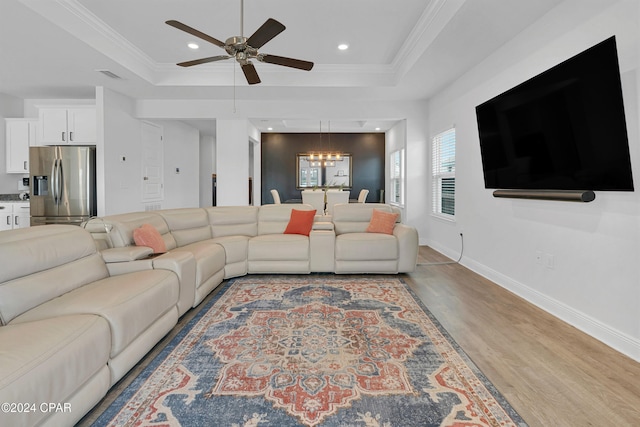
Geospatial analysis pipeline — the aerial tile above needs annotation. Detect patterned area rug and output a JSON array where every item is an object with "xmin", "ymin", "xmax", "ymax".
[{"xmin": 94, "ymin": 276, "xmax": 527, "ymax": 426}]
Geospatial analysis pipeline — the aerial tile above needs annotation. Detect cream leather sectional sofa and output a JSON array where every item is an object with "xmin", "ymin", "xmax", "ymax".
[
  {"xmin": 0, "ymin": 202, "xmax": 417, "ymax": 426},
  {"xmin": 0, "ymin": 224, "xmax": 182, "ymax": 427},
  {"xmin": 85, "ymin": 203, "xmax": 418, "ymax": 310}
]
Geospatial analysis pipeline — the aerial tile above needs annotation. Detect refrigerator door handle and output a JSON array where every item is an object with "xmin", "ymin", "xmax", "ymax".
[
  {"xmin": 86, "ymin": 151, "xmax": 91, "ymax": 208},
  {"xmin": 57, "ymin": 159, "xmax": 64, "ymax": 204},
  {"xmin": 50, "ymin": 158, "xmax": 58, "ymax": 204}
]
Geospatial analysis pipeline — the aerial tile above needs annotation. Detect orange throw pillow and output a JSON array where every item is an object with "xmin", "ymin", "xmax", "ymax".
[
  {"xmin": 133, "ymin": 223, "xmax": 167, "ymax": 254},
  {"xmin": 366, "ymin": 209, "xmax": 399, "ymax": 235},
  {"xmin": 284, "ymin": 209, "xmax": 317, "ymax": 236}
]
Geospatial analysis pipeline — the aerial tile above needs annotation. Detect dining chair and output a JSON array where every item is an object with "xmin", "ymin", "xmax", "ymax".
[
  {"xmin": 325, "ymin": 190, "xmax": 350, "ymax": 216},
  {"xmin": 270, "ymin": 189, "xmax": 281, "ymax": 204},
  {"xmin": 301, "ymin": 190, "xmax": 325, "ymax": 215},
  {"xmin": 357, "ymin": 189, "xmax": 369, "ymax": 203}
]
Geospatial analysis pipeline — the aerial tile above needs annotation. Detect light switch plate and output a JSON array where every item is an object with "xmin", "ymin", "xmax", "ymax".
[{"xmin": 18, "ymin": 178, "xmax": 29, "ymax": 191}]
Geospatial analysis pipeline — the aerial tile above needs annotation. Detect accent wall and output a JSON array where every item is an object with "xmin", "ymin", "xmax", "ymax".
[{"xmin": 261, "ymin": 132, "xmax": 385, "ymax": 205}]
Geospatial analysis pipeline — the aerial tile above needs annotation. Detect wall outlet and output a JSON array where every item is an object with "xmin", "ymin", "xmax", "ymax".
[{"xmin": 18, "ymin": 178, "xmax": 29, "ymax": 191}]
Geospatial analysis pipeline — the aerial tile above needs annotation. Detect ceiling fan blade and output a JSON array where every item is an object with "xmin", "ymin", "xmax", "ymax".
[
  {"xmin": 259, "ymin": 54, "xmax": 314, "ymax": 71},
  {"xmin": 177, "ymin": 55, "xmax": 231, "ymax": 67},
  {"xmin": 246, "ymin": 18, "xmax": 286, "ymax": 49},
  {"xmin": 166, "ymin": 20, "xmax": 225, "ymax": 48},
  {"xmin": 241, "ymin": 63, "xmax": 261, "ymax": 85}
]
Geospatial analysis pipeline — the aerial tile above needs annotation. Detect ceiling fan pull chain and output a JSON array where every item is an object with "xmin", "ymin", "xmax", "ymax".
[{"xmin": 240, "ymin": 0, "xmax": 244, "ymax": 37}]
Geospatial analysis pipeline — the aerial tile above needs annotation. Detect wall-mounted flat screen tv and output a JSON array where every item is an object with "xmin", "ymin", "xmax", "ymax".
[{"xmin": 475, "ymin": 36, "xmax": 634, "ymax": 191}]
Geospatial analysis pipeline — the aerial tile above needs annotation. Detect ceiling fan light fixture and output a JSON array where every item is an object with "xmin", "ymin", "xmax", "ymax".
[{"xmin": 166, "ymin": 2, "xmax": 314, "ymax": 85}]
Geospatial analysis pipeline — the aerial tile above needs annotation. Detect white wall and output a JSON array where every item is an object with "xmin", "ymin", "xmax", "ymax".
[
  {"xmin": 0, "ymin": 93, "xmax": 25, "ymax": 193},
  {"xmin": 134, "ymin": 98, "xmax": 430, "ymax": 217},
  {"xmin": 425, "ymin": 0, "xmax": 640, "ymax": 360},
  {"xmin": 215, "ymin": 119, "xmax": 247, "ymax": 206},
  {"xmin": 154, "ymin": 120, "xmax": 200, "ymax": 209},
  {"xmin": 98, "ymin": 88, "xmax": 201, "ymax": 214},
  {"xmin": 199, "ymin": 133, "xmax": 215, "ymax": 207},
  {"xmin": 98, "ymin": 87, "xmax": 140, "ymax": 215}
]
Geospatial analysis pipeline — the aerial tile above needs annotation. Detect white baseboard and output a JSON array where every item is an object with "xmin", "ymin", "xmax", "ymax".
[{"xmin": 425, "ymin": 241, "xmax": 640, "ymax": 362}]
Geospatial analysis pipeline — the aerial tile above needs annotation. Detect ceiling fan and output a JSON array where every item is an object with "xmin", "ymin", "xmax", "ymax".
[{"xmin": 166, "ymin": 0, "xmax": 314, "ymax": 85}]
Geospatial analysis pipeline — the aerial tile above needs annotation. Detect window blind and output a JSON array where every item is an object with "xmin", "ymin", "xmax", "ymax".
[{"xmin": 432, "ymin": 128, "xmax": 456, "ymax": 217}]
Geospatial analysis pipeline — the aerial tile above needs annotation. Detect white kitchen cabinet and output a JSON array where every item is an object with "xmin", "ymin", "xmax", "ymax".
[
  {"xmin": 0, "ymin": 204, "xmax": 10, "ymax": 231},
  {"xmin": 12, "ymin": 202, "xmax": 30, "ymax": 229},
  {"xmin": 39, "ymin": 106, "xmax": 96, "ymax": 144},
  {"xmin": 0, "ymin": 202, "xmax": 30, "ymax": 230},
  {"xmin": 5, "ymin": 119, "xmax": 37, "ymax": 173}
]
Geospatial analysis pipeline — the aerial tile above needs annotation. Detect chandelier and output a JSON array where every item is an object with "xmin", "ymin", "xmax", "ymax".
[{"xmin": 307, "ymin": 120, "xmax": 342, "ymax": 167}]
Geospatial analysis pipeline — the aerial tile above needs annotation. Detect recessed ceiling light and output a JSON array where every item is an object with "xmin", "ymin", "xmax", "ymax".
[
  {"xmin": 188, "ymin": 42, "xmax": 199, "ymax": 49},
  {"xmin": 375, "ymin": 127, "xmax": 381, "ymax": 131},
  {"xmin": 267, "ymin": 127, "xmax": 273, "ymax": 131},
  {"xmin": 338, "ymin": 44, "xmax": 349, "ymax": 51}
]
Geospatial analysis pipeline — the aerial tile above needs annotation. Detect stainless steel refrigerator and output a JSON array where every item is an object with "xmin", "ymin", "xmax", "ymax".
[{"xmin": 29, "ymin": 146, "xmax": 97, "ymax": 226}]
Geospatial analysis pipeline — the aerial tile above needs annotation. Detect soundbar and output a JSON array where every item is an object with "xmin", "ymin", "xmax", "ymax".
[{"xmin": 492, "ymin": 189, "xmax": 596, "ymax": 202}]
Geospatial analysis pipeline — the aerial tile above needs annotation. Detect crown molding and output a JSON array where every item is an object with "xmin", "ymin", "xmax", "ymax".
[
  {"xmin": 19, "ymin": 0, "xmax": 434, "ymax": 88},
  {"xmin": 392, "ymin": 0, "xmax": 467, "ymax": 80}
]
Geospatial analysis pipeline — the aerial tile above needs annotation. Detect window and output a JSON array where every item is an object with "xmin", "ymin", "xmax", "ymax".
[
  {"xmin": 432, "ymin": 128, "xmax": 455, "ymax": 217},
  {"xmin": 390, "ymin": 149, "xmax": 404, "ymax": 205},
  {"xmin": 300, "ymin": 167, "xmax": 320, "ymax": 188}
]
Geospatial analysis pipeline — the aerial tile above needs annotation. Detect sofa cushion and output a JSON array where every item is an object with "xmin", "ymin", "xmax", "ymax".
[
  {"xmin": 133, "ymin": 223, "xmax": 167, "ymax": 253},
  {"xmin": 11, "ymin": 270, "xmax": 179, "ymax": 358},
  {"xmin": 333, "ymin": 203, "xmax": 398, "ymax": 235},
  {"xmin": 96, "ymin": 212, "xmax": 177, "ymax": 251},
  {"xmin": 258, "ymin": 204, "xmax": 316, "ymax": 235},
  {"xmin": 0, "ymin": 315, "xmax": 111, "ymax": 427},
  {"xmin": 209, "ymin": 235, "xmax": 249, "ymax": 278},
  {"xmin": 173, "ymin": 241, "xmax": 226, "ymax": 291},
  {"xmin": 248, "ymin": 234, "xmax": 309, "ymax": 261},
  {"xmin": 211, "ymin": 235, "xmax": 249, "ymax": 264},
  {"xmin": 284, "ymin": 208, "xmax": 317, "ymax": 236},
  {"xmin": 207, "ymin": 206, "xmax": 259, "ymax": 238},
  {"xmin": 0, "ymin": 225, "xmax": 109, "ymax": 325},
  {"xmin": 335, "ymin": 233, "xmax": 398, "ymax": 261},
  {"xmin": 366, "ymin": 209, "xmax": 399, "ymax": 235},
  {"xmin": 158, "ymin": 208, "xmax": 212, "ymax": 247}
]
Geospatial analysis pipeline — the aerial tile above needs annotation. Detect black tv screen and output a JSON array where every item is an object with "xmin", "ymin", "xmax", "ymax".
[{"xmin": 476, "ymin": 36, "xmax": 634, "ymax": 191}]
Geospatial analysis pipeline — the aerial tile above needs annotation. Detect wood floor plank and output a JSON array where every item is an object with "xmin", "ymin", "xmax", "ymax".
[{"xmin": 407, "ymin": 246, "xmax": 640, "ymax": 427}]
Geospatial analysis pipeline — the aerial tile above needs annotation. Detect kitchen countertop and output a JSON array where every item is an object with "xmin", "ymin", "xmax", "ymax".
[{"xmin": 0, "ymin": 194, "xmax": 28, "ymax": 202}]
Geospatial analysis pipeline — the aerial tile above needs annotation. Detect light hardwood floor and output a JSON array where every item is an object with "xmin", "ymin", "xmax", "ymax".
[
  {"xmin": 80, "ymin": 247, "xmax": 640, "ymax": 426},
  {"xmin": 408, "ymin": 246, "xmax": 640, "ymax": 426}
]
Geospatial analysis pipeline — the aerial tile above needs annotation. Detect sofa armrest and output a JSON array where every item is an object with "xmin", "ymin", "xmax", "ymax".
[
  {"xmin": 393, "ymin": 224, "xmax": 419, "ymax": 272},
  {"xmin": 153, "ymin": 251, "xmax": 197, "ymax": 317},
  {"xmin": 309, "ymin": 229, "xmax": 335, "ymax": 272},
  {"xmin": 312, "ymin": 221, "xmax": 334, "ymax": 231},
  {"xmin": 100, "ymin": 247, "xmax": 154, "ymax": 276},
  {"xmin": 101, "ymin": 246, "xmax": 153, "ymax": 263}
]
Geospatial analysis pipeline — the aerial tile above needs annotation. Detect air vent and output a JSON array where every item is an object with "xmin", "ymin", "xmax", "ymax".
[{"xmin": 95, "ymin": 69, "xmax": 122, "ymax": 79}]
